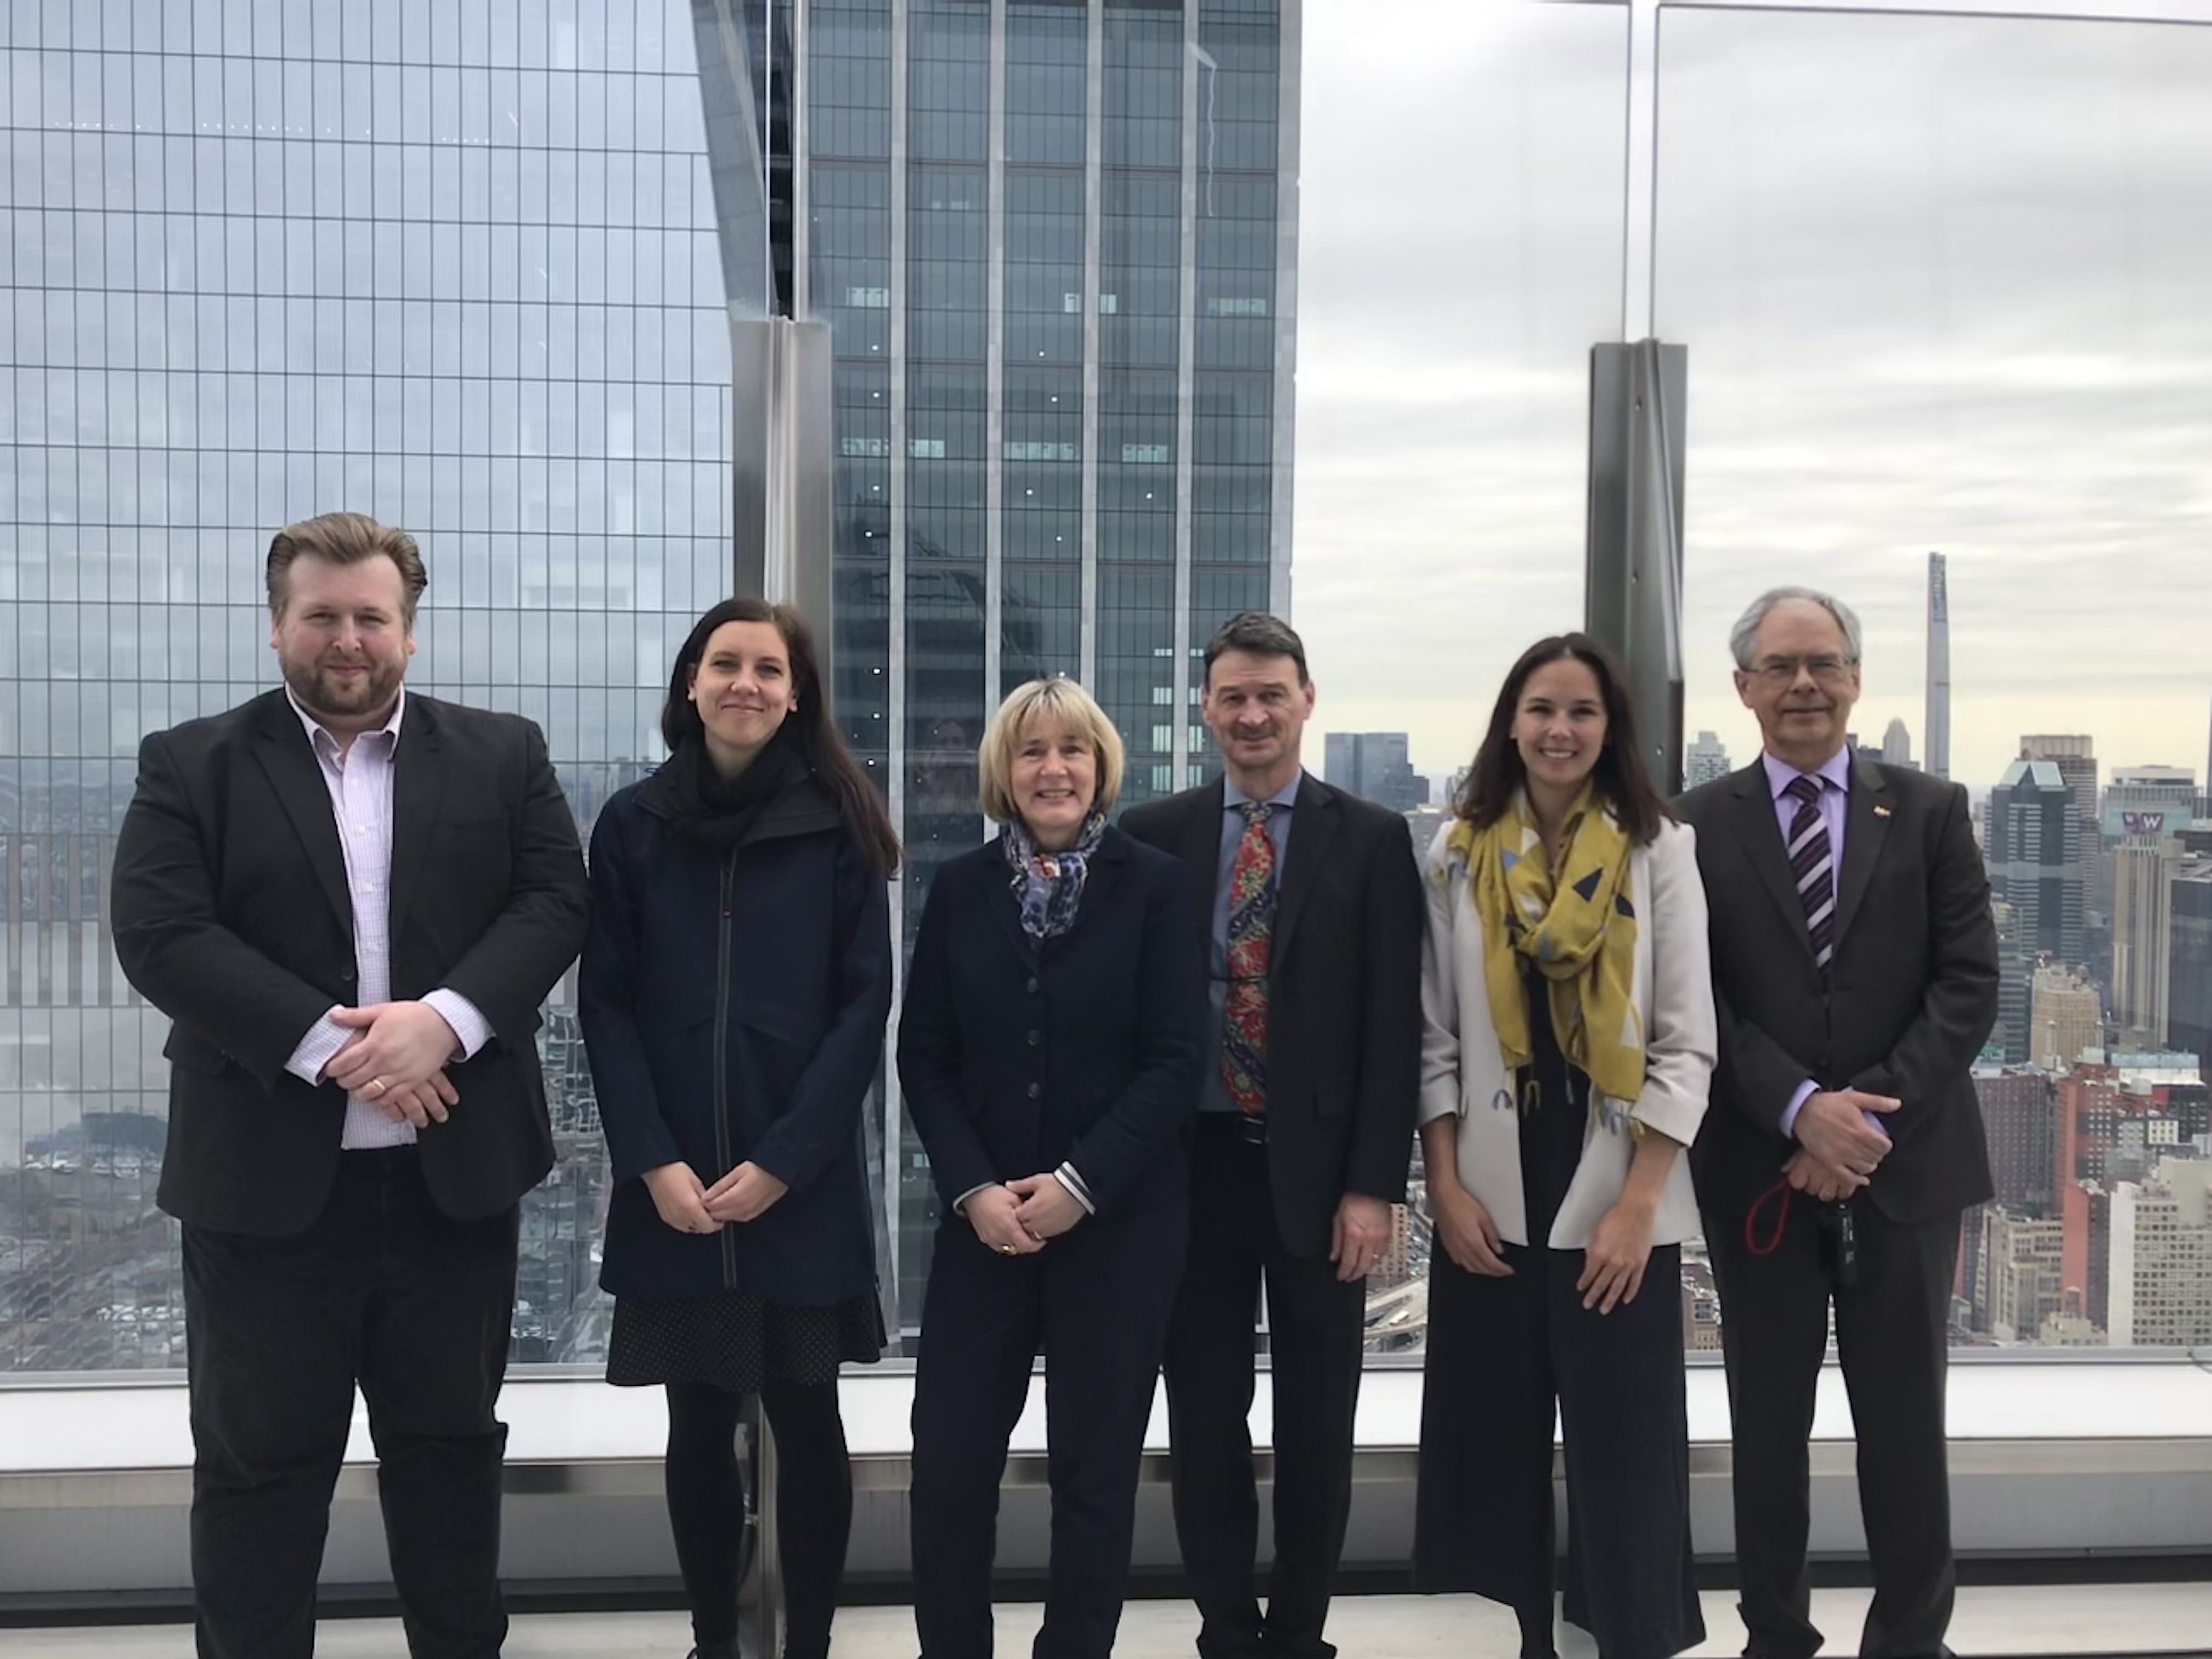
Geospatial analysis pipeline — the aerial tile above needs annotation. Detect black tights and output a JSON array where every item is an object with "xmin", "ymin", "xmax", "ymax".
[{"xmin": 664, "ymin": 1378, "xmax": 853, "ymax": 1659}]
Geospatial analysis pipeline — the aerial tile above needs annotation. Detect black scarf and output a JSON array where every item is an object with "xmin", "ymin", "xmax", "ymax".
[{"xmin": 639, "ymin": 727, "xmax": 812, "ymax": 854}]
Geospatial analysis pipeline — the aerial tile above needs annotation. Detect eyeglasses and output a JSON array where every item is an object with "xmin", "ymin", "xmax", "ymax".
[{"xmin": 1750, "ymin": 654, "xmax": 1856, "ymax": 686}]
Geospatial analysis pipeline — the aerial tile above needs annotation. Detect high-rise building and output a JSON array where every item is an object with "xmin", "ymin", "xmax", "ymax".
[
  {"xmin": 1925, "ymin": 551, "xmax": 1950, "ymax": 781},
  {"xmin": 1324, "ymin": 732, "xmax": 1430, "ymax": 814},
  {"xmin": 2109, "ymin": 1159, "xmax": 2212, "ymax": 1347},
  {"xmin": 1976, "ymin": 1208, "xmax": 2068, "ymax": 1343},
  {"xmin": 800, "ymin": 1, "xmax": 1301, "ymax": 1328},
  {"xmin": 1974, "ymin": 1065, "xmax": 2058, "ymax": 1212},
  {"xmin": 1882, "ymin": 718, "xmax": 1914, "ymax": 768},
  {"xmin": 0, "ymin": 0, "xmax": 732, "ymax": 1370},
  {"xmin": 2170, "ymin": 858, "xmax": 2212, "ymax": 1068},
  {"xmin": 1684, "ymin": 730, "xmax": 1732, "ymax": 788},
  {"xmin": 2103, "ymin": 766, "xmax": 2198, "ymax": 838},
  {"xmin": 1987, "ymin": 760, "xmax": 2085, "ymax": 1062},
  {"xmin": 2112, "ymin": 833, "xmax": 2182, "ymax": 1048},
  {"xmin": 2029, "ymin": 963, "xmax": 2102, "ymax": 1074},
  {"xmin": 2020, "ymin": 736, "xmax": 2103, "ymax": 989}
]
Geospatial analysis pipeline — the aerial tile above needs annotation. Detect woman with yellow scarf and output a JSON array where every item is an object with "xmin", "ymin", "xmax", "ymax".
[{"xmin": 1412, "ymin": 635, "xmax": 1716, "ymax": 1659}]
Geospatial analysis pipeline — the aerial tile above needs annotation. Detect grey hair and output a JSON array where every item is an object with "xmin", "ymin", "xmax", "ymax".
[{"xmin": 1728, "ymin": 586, "xmax": 1864, "ymax": 670}]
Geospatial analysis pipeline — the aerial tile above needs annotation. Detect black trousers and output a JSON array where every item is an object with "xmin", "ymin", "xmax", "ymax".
[
  {"xmin": 182, "ymin": 1148, "xmax": 519, "ymax": 1659},
  {"xmin": 1163, "ymin": 1122, "xmax": 1367, "ymax": 1659},
  {"xmin": 1705, "ymin": 1198, "xmax": 1960, "ymax": 1659},
  {"xmin": 664, "ymin": 1378, "xmax": 853, "ymax": 1659},
  {"xmin": 1414, "ymin": 1240, "xmax": 1702, "ymax": 1659},
  {"xmin": 910, "ymin": 1205, "xmax": 1186, "ymax": 1659}
]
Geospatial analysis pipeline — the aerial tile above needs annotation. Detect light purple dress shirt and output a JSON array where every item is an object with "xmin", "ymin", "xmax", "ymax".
[
  {"xmin": 1760, "ymin": 748, "xmax": 1887, "ymax": 1144},
  {"xmin": 279, "ymin": 690, "xmax": 491, "ymax": 1150}
]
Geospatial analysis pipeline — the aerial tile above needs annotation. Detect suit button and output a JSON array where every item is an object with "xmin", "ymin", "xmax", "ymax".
[
  {"xmin": 338, "ymin": 969, "xmax": 356, "ymax": 983},
  {"xmin": 1026, "ymin": 1030, "xmax": 1041, "ymax": 1046},
  {"xmin": 1027, "ymin": 1082, "xmax": 1042, "ymax": 1099},
  {"xmin": 1026, "ymin": 977, "xmax": 1040, "ymax": 994}
]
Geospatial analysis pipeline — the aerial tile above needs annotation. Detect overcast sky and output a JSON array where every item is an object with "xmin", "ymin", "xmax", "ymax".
[{"xmin": 1289, "ymin": 0, "xmax": 2212, "ymax": 796}]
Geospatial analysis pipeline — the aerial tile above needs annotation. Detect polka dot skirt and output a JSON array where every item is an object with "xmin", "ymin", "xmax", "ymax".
[{"xmin": 606, "ymin": 1291, "xmax": 885, "ymax": 1393}]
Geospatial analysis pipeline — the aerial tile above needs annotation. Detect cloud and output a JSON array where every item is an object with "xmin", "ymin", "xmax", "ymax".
[{"xmin": 1292, "ymin": 1, "xmax": 2212, "ymax": 791}]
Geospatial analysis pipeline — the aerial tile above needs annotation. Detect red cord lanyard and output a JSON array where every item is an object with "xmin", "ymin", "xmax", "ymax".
[{"xmin": 1744, "ymin": 1175, "xmax": 1793, "ymax": 1257}]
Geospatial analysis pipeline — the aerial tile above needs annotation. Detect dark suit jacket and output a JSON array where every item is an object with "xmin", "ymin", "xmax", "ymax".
[
  {"xmin": 1121, "ymin": 774, "xmax": 1425, "ymax": 1257},
  {"xmin": 110, "ymin": 688, "xmax": 591, "ymax": 1235},
  {"xmin": 1675, "ymin": 756, "xmax": 1999, "ymax": 1224},
  {"xmin": 896, "ymin": 827, "xmax": 1206, "ymax": 1222}
]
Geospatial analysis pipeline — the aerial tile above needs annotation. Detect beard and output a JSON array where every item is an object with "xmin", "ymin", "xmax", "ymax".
[{"xmin": 283, "ymin": 653, "xmax": 405, "ymax": 726}]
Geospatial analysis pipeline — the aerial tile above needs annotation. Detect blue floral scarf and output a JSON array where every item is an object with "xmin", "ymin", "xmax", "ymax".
[{"xmin": 1003, "ymin": 813, "xmax": 1108, "ymax": 940}]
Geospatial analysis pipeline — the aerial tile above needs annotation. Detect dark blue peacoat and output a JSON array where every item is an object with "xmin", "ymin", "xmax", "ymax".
[
  {"xmin": 580, "ymin": 777, "xmax": 891, "ymax": 1306},
  {"xmin": 897, "ymin": 826, "xmax": 1206, "ymax": 1220}
]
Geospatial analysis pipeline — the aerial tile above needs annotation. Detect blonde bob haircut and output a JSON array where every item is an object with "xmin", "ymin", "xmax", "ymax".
[{"xmin": 977, "ymin": 678, "xmax": 1125, "ymax": 824}]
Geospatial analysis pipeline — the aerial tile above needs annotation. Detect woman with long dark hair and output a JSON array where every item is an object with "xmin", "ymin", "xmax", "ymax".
[
  {"xmin": 580, "ymin": 596, "xmax": 899, "ymax": 1659},
  {"xmin": 1413, "ymin": 634, "xmax": 1714, "ymax": 1659}
]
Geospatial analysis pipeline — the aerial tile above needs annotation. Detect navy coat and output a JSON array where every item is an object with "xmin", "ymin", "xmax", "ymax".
[
  {"xmin": 898, "ymin": 826, "xmax": 1206, "ymax": 1221},
  {"xmin": 580, "ymin": 776, "xmax": 891, "ymax": 1306}
]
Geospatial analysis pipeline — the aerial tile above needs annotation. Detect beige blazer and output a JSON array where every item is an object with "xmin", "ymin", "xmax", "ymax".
[{"xmin": 1418, "ymin": 817, "xmax": 1716, "ymax": 1249}]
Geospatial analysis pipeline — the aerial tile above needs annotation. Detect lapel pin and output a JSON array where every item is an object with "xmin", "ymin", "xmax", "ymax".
[{"xmin": 1873, "ymin": 804, "xmax": 1892, "ymax": 819}]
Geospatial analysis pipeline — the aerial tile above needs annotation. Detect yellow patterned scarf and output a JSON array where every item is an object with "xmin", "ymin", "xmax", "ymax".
[{"xmin": 1446, "ymin": 786, "xmax": 1646, "ymax": 1104}]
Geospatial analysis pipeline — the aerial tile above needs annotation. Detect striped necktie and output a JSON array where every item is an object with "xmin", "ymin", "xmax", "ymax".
[{"xmin": 1785, "ymin": 773, "xmax": 1836, "ymax": 972}]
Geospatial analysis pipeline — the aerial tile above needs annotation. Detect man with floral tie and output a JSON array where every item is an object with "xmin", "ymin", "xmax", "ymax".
[{"xmin": 1122, "ymin": 612, "xmax": 1425, "ymax": 1659}]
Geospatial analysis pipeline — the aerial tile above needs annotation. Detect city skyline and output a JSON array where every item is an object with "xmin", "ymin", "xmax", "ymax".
[{"xmin": 1287, "ymin": 2, "xmax": 2212, "ymax": 794}]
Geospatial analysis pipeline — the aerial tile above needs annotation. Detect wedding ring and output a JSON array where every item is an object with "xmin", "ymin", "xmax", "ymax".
[{"xmin": 368, "ymin": 1077, "xmax": 388, "ymax": 1097}]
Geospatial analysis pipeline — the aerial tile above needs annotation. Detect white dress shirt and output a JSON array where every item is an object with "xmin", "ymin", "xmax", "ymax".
[{"xmin": 279, "ymin": 689, "xmax": 490, "ymax": 1149}]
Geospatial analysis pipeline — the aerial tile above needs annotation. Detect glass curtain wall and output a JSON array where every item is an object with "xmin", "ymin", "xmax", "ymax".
[{"xmin": 0, "ymin": 0, "xmax": 733, "ymax": 1370}]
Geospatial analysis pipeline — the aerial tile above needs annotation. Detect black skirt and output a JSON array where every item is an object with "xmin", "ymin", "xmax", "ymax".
[{"xmin": 606, "ymin": 1290, "xmax": 886, "ymax": 1393}]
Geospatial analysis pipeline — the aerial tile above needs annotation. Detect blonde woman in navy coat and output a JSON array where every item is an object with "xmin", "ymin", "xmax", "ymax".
[
  {"xmin": 898, "ymin": 678, "xmax": 1207, "ymax": 1659},
  {"xmin": 581, "ymin": 597, "xmax": 898, "ymax": 1659}
]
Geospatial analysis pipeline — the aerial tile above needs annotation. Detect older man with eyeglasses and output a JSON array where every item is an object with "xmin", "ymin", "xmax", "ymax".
[{"xmin": 1675, "ymin": 586, "xmax": 1999, "ymax": 1659}]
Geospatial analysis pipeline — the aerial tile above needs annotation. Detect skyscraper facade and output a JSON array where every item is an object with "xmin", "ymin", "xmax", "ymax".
[
  {"xmin": 1684, "ymin": 729, "xmax": 1731, "ymax": 788},
  {"xmin": 1987, "ymin": 759, "xmax": 2085, "ymax": 1063},
  {"xmin": 799, "ymin": 0, "xmax": 1301, "ymax": 1330},
  {"xmin": 2028, "ymin": 963, "xmax": 2102, "ymax": 1075},
  {"xmin": 1881, "ymin": 716, "xmax": 1913, "ymax": 769},
  {"xmin": 1324, "ymin": 731, "xmax": 1429, "ymax": 814},
  {"xmin": 1, "ymin": 0, "xmax": 732, "ymax": 1371},
  {"xmin": 2170, "ymin": 859, "xmax": 2212, "ymax": 1069},
  {"xmin": 2111, "ymin": 834, "xmax": 2181, "ymax": 1049},
  {"xmin": 1925, "ymin": 550, "xmax": 1950, "ymax": 781}
]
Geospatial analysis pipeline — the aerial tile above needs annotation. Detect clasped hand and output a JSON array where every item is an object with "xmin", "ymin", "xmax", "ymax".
[
  {"xmin": 642, "ymin": 1160, "xmax": 789, "ymax": 1234},
  {"xmin": 1789, "ymin": 1088, "xmax": 1900, "ymax": 1201},
  {"xmin": 965, "ymin": 1175, "xmax": 1085, "ymax": 1256},
  {"xmin": 321, "ymin": 1002, "xmax": 463, "ymax": 1128}
]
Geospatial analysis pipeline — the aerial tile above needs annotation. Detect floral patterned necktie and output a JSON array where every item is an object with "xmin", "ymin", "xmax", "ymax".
[{"xmin": 1220, "ymin": 801, "xmax": 1278, "ymax": 1116}]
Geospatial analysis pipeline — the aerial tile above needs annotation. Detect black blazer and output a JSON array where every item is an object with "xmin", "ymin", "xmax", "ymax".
[
  {"xmin": 1675, "ymin": 756, "xmax": 1999, "ymax": 1223},
  {"xmin": 896, "ymin": 826, "xmax": 1206, "ymax": 1222},
  {"xmin": 1120, "ymin": 774, "xmax": 1425, "ymax": 1258},
  {"xmin": 110, "ymin": 689, "xmax": 591, "ymax": 1235}
]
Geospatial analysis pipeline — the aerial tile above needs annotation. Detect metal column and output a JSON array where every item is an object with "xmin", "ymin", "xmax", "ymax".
[
  {"xmin": 1585, "ymin": 338, "xmax": 1687, "ymax": 795},
  {"xmin": 731, "ymin": 317, "xmax": 839, "ymax": 679}
]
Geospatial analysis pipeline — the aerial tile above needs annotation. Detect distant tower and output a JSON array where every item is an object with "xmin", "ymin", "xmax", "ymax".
[
  {"xmin": 1883, "ymin": 718, "xmax": 1914, "ymax": 768},
  {"xmin": 1927, "ymin": 552, "xmax": 1951, "ymax": 782}
]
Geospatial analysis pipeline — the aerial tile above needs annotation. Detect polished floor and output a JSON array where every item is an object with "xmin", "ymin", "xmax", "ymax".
[{"xmin": 1, "ymin": 1584, "xmax": 2207, "ymax": 1657}]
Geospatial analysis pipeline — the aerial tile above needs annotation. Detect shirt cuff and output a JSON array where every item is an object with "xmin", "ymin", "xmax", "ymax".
[
  {"xmin": 285, "ymin": 1010, "xmax": 352, "ymax": 1087},
  {"xmin": 421, "ymin": 989, "xmax": 492, "ymax": 1060},
  {"xmin": 1864, "ymin": 1109, "xmax": 1892, "ymax": 1141},
  {"xmin": 1052, "ymin": 1164, "xmax": 1097, "ymax": 1215},
  {"xmin": 951, "ymin": 1183, "xmax": 997, "ymax": 1216},
  {"xmin": 1780, "ymin": 1079, "xmax": 1820, "ymax": 1140}
]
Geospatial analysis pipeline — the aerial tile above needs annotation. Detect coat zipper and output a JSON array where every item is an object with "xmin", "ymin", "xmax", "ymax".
[{"xmin": 713, "ymin": 853, "xmax": 738, "ymax": 1290}]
